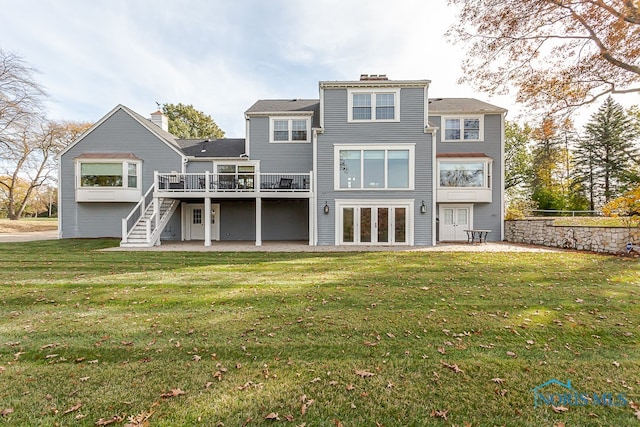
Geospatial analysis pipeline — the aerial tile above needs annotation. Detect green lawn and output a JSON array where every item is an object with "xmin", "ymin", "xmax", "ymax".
[{"xmin": 0, "ymin": 239, "xmax": 639, "ymax": 426}]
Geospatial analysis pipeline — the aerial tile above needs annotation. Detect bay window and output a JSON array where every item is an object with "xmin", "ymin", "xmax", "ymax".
[
  {"xmin": 75, "ymin": 154, "xmax": 142, "ymax": 202},
  {"xmin": 436, "ymin": 157, "xmax": 493, "ymax": 202}
]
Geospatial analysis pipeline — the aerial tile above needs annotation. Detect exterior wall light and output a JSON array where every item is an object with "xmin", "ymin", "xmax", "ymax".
[
  {"xmin": 324, "ymin": 202, "xmax": 330, "ymax": 214},
  {"xmin": 420, "ymin": 200, "xmax": 427, "ymax": 214}
]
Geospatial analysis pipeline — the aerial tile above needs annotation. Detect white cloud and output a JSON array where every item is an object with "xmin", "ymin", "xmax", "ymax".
[{"xmin": 0, "ymin": 0, "xmax": 520, "ymax": 136}]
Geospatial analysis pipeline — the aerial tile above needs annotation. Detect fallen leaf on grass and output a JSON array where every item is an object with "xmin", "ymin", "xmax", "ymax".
[
  {"xmin": 554, "ymin": 422, "xmax": 565, "ymax": 427},
  {"xmin": 160, "ymin": 388, "xmax": 185, "ymax": 399},
  {"xmin": 430, "ymin": 409, "xmax": 449, "ymax": 420},
  {"xmin": 506, "ymin": 351, "xmax": 517, "ymax": 358},
  {"xmin": 526, "ymin": 340, "xmax": 535, "ymax": 345},
  {"xmin": 124, "ymin": 411, "xmax": 153, "ymax": 427},
  {"xmin": 441, "ymin": 361, "xmax": 464, "ymax": 374},
  {"xmin": 355, "ymin": 369, "xmax": 375, "ymax": 378},
  {"xmin": 1, "ymin": 408, "xmax": 14, "ymax": 417},
  {"xmin": 333, "ymin": 420, "xmax": 344, "ymax": 427},
  {"xmin": 491, "ymin": 378, "xmax": 505, "ymax": 384},
  {"xmin": 612, "ymin": 361, "xmax": 620, "ymax": 367},
  {"xmin": 95, "ymin": 415, "xmax": 123, "ymax": 425},
  {"xmin": 63, "ymin": 403, "xmax": 82, "ymax": 415},
  {"xmin": 265, "ymin": 412, "xmax": 280, "ymax": 420},
  {"xmin": 552, "ymin": 405, "xmax": 569, "ymax": 413},
  {"xmin": 301, "ymin": 396, "xmax": 315, "ymax": 415}
]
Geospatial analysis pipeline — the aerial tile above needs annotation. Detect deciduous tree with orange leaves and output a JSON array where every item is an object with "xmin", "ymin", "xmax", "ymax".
[{"xmin": 447, "ymin": 0, "xmax": 640, "ymax": 115}]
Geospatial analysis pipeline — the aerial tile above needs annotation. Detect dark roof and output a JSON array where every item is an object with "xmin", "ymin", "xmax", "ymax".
[
  {"xmin": 428, "ymin": 98, "xmax": 507, "ymax": 114},
  {"xmin": 175, "ymin": 138, "xmax": 246, "ymax": 158},
  {"xmin": 246, "ymin": 99, "xmax": 320, "ymax": 128}
]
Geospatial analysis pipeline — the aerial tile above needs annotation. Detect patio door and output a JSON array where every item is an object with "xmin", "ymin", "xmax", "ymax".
[
  {"xmin": 439, "ymin": 204, "xmax": 472, "ymax": 241},
  {"xmin": 340, "ymin": 203, "xmax": 409, "ymax": 245},
  {"xmin": 187, "ymin": 204, "xmax": 220, "ymax": 241}
]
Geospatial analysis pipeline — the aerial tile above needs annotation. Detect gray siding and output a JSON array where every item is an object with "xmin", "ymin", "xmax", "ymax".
[
  {"xmin": 248, "ymin": 117, "xmax": 313, "ymax": 173},
  {"xmin": 60, "ymin": 108, "xmax": 183, "ymax": 238},
  {"xmin": 431, "ymin": 113, "xmax": 503, "ymax": 241},
  {"xmin": 262, "ymin": 199, "xmax": 308, "ymax": 240},
  {"xmin": 317, "ymin": 87, "xmax": 434, "ymax": 245},
  {"xmin": 186, "ymin": 160, "xmax": 214, "ymax": 173}
]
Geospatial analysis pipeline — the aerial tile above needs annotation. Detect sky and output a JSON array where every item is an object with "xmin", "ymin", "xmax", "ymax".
[{"xmin": 2, "ymin": 0, "xmax": 518, "ymax": 137}]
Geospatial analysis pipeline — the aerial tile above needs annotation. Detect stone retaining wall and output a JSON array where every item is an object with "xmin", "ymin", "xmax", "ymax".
[{"xmin": 505, "ymin": 219, "xmax": 640, "ymax": 254}]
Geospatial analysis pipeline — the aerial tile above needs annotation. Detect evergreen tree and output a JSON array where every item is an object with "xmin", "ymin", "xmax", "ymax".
[{"xmin": 577, "ymin": 97, "xmax": 638, "ymax": 207}]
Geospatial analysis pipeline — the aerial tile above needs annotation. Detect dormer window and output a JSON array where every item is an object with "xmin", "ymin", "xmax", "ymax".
[
  {"xmin": 270, "ymin": 117, "xmax": 310, "ymax": 143},
  {"xmin": 348, "ymin": 88, "xmax": 400, "ymax": 122}
]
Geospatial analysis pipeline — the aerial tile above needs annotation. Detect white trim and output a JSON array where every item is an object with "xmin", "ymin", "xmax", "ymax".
[
  {"xmin": 333, "ymin": 144, "xmax": 415, "ymax": 191},
  {"xmin": 320, "ymin": 80, "xmax": 430, "ymax": 89},
  {"xmin": 334, "ymin": 199, "xmax": 414, "ymax": 246},
  {"xmin": 204, "ymin": 198, "xmax": 211, "ymax": 247},
  {"xmin": 500, "ymin": 112, "xmax": 506, "ymax": 240},
  {"xmin": 347, "ymin": 88, "xmax": 401, "ymax": 123},
  {"xmin": 255, "ymin": 197, "xmax": 262, "ymax": 246},
  {"xmin": 441, "ymin": 115, "xmax": 485, "ymax": 142},
  {"xmin": 269, "ymin": 116, "xmax": 311, "ymax": 143},
  {"xmin": 430, "ymin": 129, "xmax": 437, "ymax": 246},
  {"xmin": 57, "ymin": 160, "xmax": 62, "ymax": 238}
]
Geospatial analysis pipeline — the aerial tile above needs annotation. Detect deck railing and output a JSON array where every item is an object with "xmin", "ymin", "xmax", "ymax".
[{"xmin": 156, "ymin": 172, "xmax": 312, "ymax": 193}]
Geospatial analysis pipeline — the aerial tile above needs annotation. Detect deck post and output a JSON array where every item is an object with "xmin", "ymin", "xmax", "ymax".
[
  {"xmin": 255, "ymin": 197, "xmax": 262, "ymax": 246},
  {"xmin": 204, "ymin": 197, "xmax": 212, "ymax": 247}
]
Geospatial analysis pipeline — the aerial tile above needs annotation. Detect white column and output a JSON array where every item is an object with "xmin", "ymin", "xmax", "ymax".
[
  {"xmin": 204, "ymin": 197, "xmax": 211, "ymax": 247},
  {"xmin": 255, "ymin": 197, "xmax": 262, "ymax": 246},
  {"xmin": 308, "ymin": 195, "xmax": 314, "ymax": 246}
]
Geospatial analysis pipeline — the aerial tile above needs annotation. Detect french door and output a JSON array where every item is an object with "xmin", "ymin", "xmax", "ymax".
[
  {"xmin": 439, "ymin": 204, "xmax": 472, "ymax": 241},
  {"xmin": 339, "ymin": 203, "xmax": 410, "ymax": 245}
]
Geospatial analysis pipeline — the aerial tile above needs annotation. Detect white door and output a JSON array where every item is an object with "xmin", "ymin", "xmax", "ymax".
[
  {"xmin": 187, "ymin": 204, "xmax": 219, "ymax": 241},
  {"xmin": 439, "ymin": 205, "xmax": 471, "ymax": 241}
]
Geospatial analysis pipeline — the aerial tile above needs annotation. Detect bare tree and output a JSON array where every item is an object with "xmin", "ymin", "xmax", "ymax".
[
  {"xmin": 0, "ymin": 120, "xmax": 91, "ymax": 219},
  {"xmin": 447, "ymin": 0, "xmax": 640, "ymax": 116}
]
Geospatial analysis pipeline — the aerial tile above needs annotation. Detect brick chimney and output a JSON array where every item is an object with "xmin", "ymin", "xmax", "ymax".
[
  {"xmin": 360, "ymin": 74, "xmax": 389, "ymax": 81},
  {"xmin": 150, "ymin": 110, "xmax": 169, "ymax": 132}
]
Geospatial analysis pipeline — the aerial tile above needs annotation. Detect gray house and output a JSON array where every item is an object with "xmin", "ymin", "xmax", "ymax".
[{"xmin": 57, "ymin": 75, "xmax": 506, "ymax": 247}]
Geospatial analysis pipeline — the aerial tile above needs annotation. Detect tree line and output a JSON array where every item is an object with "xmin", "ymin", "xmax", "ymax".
[{"xmin": 506, "ymin": 97, "xmax": 640, "ymax": 216}]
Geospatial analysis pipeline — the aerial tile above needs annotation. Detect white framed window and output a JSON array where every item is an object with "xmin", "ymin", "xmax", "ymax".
[
  {"xmin": 269, "ymin": 117, "xmax": 310, "ymax": 143},
  {"xmin": 442, "ymin": 116, "xmax": 484, "ymax": 142},
  {"xmin": 438, "ymin": 159, "xmax": 492, "ymax": 188},
  {"xmin": 334, "ymin": 144, "xmax": 414, "ymax": 190},
  {"xmin": 75, "ymin": 157, "xmax": 142, "ymax": 202},
  {"xmin": 77, "ymin": 160, "xmax": 140, "ymax": 188},
  {"xmin": 347, "ymin": 88, "xmax": 400, "ymax": 122}
]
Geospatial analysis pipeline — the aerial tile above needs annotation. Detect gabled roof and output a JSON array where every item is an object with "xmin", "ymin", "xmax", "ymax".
[
  {"xmin": 176, "ymin": 138, "xmax": 246, "ymax": 158},
  {"xmin": 57, "ymin": 104, "xmax": 184, "ymax": 160},
  {"xmin": 246, "ymin": 99, "xmax": 320, "ymax": 128},
  {"xmin": 428, "ymin": 98, "xmax": 507, "ymax": 114}
]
